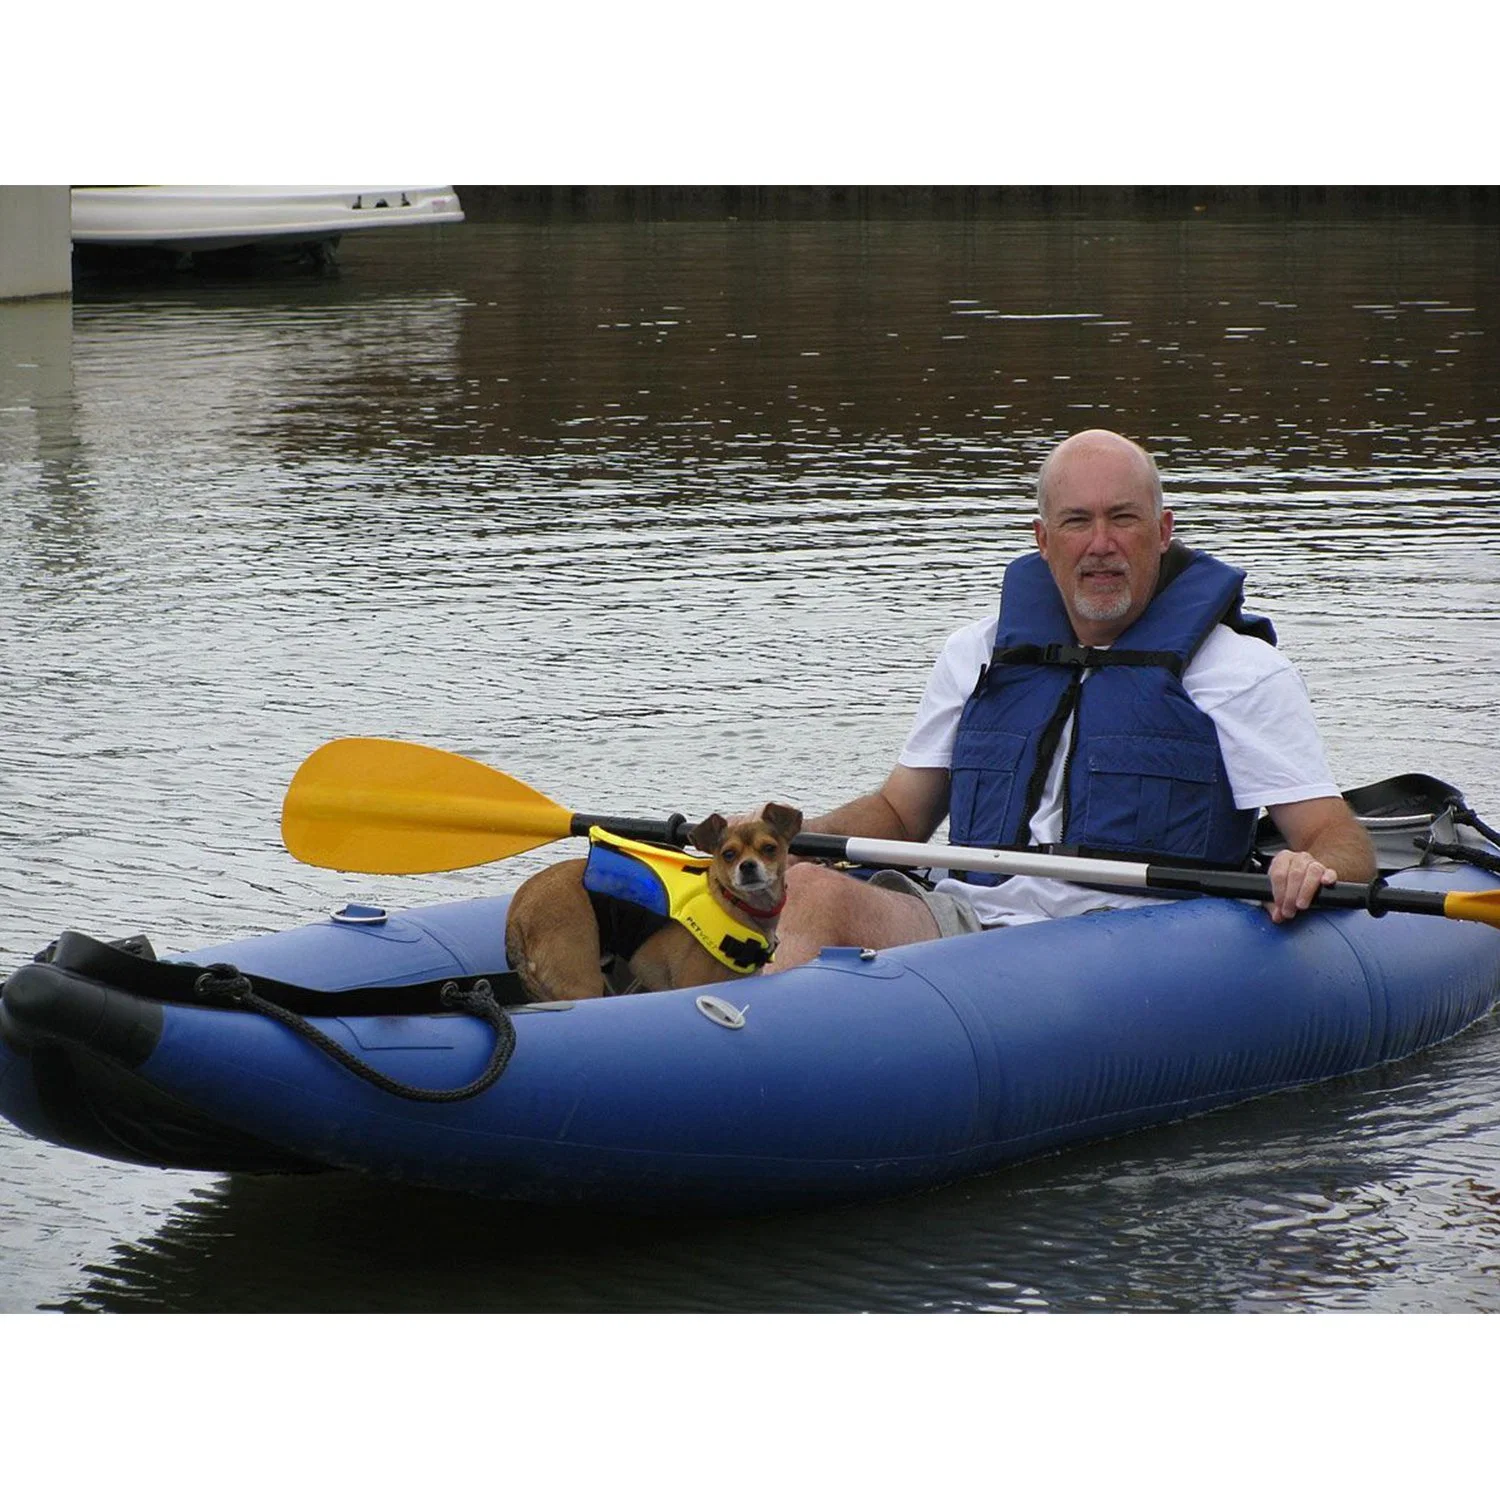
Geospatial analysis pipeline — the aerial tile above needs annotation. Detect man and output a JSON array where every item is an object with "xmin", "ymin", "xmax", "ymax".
[{"xmin": 768, "ymin": 429, "xmax": 1375, "ymax": 970}]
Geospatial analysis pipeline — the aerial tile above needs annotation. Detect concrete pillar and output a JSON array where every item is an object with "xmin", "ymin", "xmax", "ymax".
[
  {"xmin": 0, "ymin": 295, "xmax": 74, "ymax": 488},
  {"xmin": 0, "ymin": 186, "xmax": 72, "ymax": 301}
]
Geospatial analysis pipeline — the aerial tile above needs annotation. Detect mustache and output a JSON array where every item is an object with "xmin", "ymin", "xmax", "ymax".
[{"xmin": 1077, "ymin": 561, "xmax": 1129, "ymax": 577}]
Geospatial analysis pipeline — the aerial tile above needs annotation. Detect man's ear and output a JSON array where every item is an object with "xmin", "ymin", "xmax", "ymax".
[
  {"xmin": 1159, "ymin": 507, "xmax": 1174, "ymax": 551},
  {"xmin": 1033, "ymin": 515, "xmax": 1049, "ymax": 559}
]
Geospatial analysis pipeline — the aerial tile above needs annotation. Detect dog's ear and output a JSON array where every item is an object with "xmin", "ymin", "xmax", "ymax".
[
  {"xmin": 761, "ymin": 803, "xmax": 804, "ymax": 842},
  {"xmin": 689, "ymin": 813, "xmax": 728, "ymax": 853}
]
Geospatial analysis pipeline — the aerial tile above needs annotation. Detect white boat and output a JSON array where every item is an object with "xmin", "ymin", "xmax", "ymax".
[{"xmin": 70, "ymin": 185, "xmax": 464, "ymax": 257}]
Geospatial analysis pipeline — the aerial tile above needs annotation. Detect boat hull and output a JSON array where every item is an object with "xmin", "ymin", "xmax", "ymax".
[
  {"xmin": 3, "ymin": 863, "xmax": 1498, "ymax": 1213},
  {"xmin": 70, "ymin": 186, "xmax": 464, "ymax": 253}
]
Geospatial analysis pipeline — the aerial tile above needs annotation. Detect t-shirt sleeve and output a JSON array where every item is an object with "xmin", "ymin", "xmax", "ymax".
[
  {"xmin": 1187, "ymin": 631, "xmax": 1341, "ymax": 810},
  {"xmin": 897, "ymin": 617, "xmax": 997, "ymax": 769}
]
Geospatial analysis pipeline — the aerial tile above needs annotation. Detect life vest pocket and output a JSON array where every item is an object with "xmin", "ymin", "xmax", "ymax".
[
  {"xmin": 1078, "ymin": 734, "xmax": 1220, "ymax": 858},
  {"xmin": 949, "ymin": 728, "xmax": 1027, "ymax": 849}
]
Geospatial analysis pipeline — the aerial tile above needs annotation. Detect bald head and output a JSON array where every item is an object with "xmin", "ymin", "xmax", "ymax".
[
  {"xmin": 1031, "ymin": 429, "xmax": 1174, "ymax": 646},
  {"xmin": 1036, "ymin": 430, "xmax": 1163, "ymax": 522}
]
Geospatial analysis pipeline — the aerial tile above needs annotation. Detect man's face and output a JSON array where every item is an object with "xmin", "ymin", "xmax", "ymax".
[{"xmin": 1034, "ymin": 442, "xmax": 1173, "ymax": 645}]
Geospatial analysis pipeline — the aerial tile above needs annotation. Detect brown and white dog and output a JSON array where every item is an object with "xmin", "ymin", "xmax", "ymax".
[{"xmin": 504, "ymin": 803, "xmax": 803, "ymax": 1003}]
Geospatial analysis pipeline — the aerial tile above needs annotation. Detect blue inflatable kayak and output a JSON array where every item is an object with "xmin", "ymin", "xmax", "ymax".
[{"xmin": 3, "ymin": 778, "xmax": 1499, "ymax": 1213}]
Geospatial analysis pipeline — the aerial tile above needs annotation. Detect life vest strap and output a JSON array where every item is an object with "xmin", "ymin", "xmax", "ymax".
[{"xmin": 993, "ymin": 643, "xmax": 1186, "ymax": 674}]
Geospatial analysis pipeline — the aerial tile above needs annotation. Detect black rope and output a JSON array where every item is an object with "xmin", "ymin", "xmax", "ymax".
[
  {"xmin": 1454, "ymin": 806, "xmax": 1500, "ymax": 848},
  {"xmin": 1416, "ymin": 837, "xmax": 1500, "ymax": 879},
  {"xmin": 192, "ymin": 965, "xmax": 516, "ymax": 1103}
]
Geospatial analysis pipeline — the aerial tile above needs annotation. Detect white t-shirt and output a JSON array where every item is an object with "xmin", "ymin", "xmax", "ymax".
[{"xmin": 899, "ymin": 616, "xmax": 1339, "ymax": 926}]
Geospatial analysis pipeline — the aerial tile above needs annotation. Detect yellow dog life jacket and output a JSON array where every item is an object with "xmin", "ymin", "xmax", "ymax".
[{"xmin": 581, "ymin": 827, "xmax": 775, "ymax": 975}]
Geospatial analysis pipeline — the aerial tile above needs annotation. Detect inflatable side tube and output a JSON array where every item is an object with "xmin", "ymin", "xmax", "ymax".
[
  {"xmin": 0, "ymin": 962, "xmax": 163, "ymax": 1066},
  {"xmin": 0, "ymin": 956, "xmax": 327, "ymax": 1175},
  {"xmin": 15, "ymin": 1041, "xmax": 329, "ymax": 1174}
]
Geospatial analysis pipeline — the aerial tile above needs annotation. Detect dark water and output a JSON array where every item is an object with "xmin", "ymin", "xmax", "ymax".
[{"xmin": 3, "ymin": 213, "xmax": 1499, "ymax": 1314}]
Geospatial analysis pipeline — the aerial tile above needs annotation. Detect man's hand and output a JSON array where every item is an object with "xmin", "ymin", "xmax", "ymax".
[
  {"xmin": 1264, "ymin": 847, "xmax": 1337, "ymax": 924},
  {"xmin": 1262, "ymin": 795, "xmax": 1376, "ymax": 924}
]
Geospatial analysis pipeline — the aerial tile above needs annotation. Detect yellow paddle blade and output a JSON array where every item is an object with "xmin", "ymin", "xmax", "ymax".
[
  {"xmin": 282, "ymin": 738, "xmax": 577, "ymax": 874},
  {"xmin": 1443, "ymin": 889, "xmax": 1500, "ymax": 930}
]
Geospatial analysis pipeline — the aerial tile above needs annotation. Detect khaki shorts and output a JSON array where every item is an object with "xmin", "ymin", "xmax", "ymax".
[{"xmin": 866, "ymin": 869, "xmax": 984, "ymax": 938}]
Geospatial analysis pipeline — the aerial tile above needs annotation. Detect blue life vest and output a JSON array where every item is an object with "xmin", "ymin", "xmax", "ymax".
[{"xmin": 948, "ymin": 544, "xmax": 1276, "ymax": 883}]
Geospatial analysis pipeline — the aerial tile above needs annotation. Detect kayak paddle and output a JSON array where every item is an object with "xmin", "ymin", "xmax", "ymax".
[{"xmin": 281, "ymin": 738, "xmax": 1500, "ymax": 929}]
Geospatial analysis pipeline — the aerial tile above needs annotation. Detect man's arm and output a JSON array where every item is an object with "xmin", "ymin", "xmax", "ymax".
[
  {"xmin": 1263, "ymin": 795, "xmax": 1377, "ymax": 924},
  {"xmin": 800, "ymin": 764, "xmax": 951, "ymax": 847}
]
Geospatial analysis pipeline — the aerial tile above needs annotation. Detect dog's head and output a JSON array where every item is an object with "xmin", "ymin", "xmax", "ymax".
[{"xmin": 688, "ymin": 803, "xmax": 803, "ymax": 915}]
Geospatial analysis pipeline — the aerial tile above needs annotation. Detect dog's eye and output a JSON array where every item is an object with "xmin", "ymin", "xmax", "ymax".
[
  {"xmin": 721, "ymin": 844, "xmax": 741, "ymax": 861},
  {"xmin": 758, "ymin": 842, "xmax": 777, "ymax": 858}
]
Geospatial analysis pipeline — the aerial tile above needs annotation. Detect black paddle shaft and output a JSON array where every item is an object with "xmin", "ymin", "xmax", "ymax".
[
  {"xmin": 569, "ymin": 812, "xmax": 698, "ymax": 846},
  {"xmin": 569, "ymin": 813, "xmax": 859, "ymax": 862},
  {"xmin": 1146, "ymin": 865, "xmax": 1449, "ymax": 918}
]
